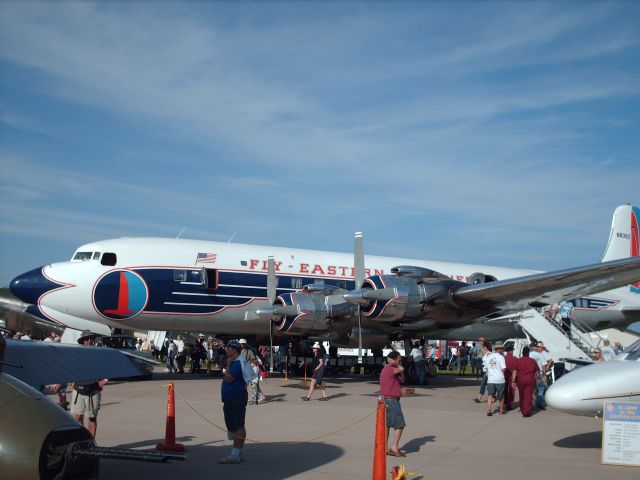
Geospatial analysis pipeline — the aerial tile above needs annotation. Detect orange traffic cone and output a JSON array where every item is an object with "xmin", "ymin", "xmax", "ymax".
[
  {"xmin": 156, "ymin": 383, "xmax": 185, "ymax": 452},
  {"xmin": 372, "ymin": 399, "xmax": 387, "ymax": 480}
]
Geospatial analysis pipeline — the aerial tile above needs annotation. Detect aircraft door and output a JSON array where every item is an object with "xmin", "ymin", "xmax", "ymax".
[{"xmin": 202, "ymin": 268, "xmax": 218, "ymax": 290}]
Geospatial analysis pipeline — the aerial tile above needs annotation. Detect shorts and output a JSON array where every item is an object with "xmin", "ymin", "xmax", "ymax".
[
  {"xmin": 70, "ymin": 390, "xmax": 101, "ymax": 418},
  {"xmin": 487, "ymin": 383, "xmax": 505, "ymax": 400},
  {"xmin": 383, "ymin": 397, "xmax": 406, "ymax": 430},
  {"xmin": 223, "ymin": 391, "xmax": 248, "ymax": 433},
  {"xmin": 472, "ymin": 358, "xmax": 483, "ymax": 368},
  {"xmin": 312, "ymin": 367, "xmax": 325, "ymax": 386}
]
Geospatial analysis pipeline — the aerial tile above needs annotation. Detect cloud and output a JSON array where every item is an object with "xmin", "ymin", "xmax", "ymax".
[{"xmin": 0, "ymin": 1, "xmax": 638, "ymax": 285}]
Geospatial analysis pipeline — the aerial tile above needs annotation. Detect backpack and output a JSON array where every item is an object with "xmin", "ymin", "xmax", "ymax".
[{"xmin": 239, "ymin": 357, "xmax": 257, "ymax": 382}]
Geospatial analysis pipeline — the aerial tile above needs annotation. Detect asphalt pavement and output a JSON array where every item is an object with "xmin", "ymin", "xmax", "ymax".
[{"xmin": 92, "ymin": 371, "xmax": 638, "ymax": 479}]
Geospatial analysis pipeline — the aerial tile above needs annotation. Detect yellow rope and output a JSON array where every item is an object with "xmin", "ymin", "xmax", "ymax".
[{"xmin": 175, "ymin": 389, "xmax": 377, "ymax": 445}]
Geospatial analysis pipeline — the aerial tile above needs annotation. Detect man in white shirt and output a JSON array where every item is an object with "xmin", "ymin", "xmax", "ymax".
[
  {"xmin": 485, "ymin": 342, "xmax": 507, "ymax": 416},
  {"xmin": 410, "ymin": 341, "xmax": 427, "ymax": 385},
  {"xmin": 601, "ymin": 340, "xmax": 616, "ymax": 361},
  {"xmin": 533, "ymin": 342, "xmax": 553, "ymax": 410},
  {"xmin": 449, "ymin": 345, "xmax": 458, "ymax": 371}
]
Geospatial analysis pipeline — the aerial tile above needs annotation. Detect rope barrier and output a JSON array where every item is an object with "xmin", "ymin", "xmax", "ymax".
[
  {"xmin": 175, "ymin": 388, "xmax": 377, "ymax": 445},
  {"xmin": 102, "ymin": 379, "xmax": 424, "ymax": 477}
]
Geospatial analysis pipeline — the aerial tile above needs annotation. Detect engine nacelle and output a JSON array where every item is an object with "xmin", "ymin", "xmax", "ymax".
[
  {"xmin": 466, "ymin": 272, "xmax": 498, "ymax": 285},
  {"xmin": 361, "ymin": 274, "xmax": 455, "ymax": 322},
  {"xmin": 274, "ymin": 290, "xmax": 356, "ymax": 335}
]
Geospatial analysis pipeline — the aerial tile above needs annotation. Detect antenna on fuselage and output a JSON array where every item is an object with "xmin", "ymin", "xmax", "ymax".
[
  {"xmin": 227, "ymin": 232, "xmax": 237, "ymax": 244},
  {"xmin": 176, "ymin": 227, "xmax": 186, "ymax": 239}
]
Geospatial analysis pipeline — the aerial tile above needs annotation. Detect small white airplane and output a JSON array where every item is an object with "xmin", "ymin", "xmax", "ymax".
[
  {"xmin": 545, "ymin": 338, "xmax": 640, "ymax": 417},
  {"xmin": 5, "ymin": 205, "xmax": 640, "ymax": 348}
]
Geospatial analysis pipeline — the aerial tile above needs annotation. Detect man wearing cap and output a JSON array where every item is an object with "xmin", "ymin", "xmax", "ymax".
[
  {"xmin": 534, "ymin": 342, "xmax": 553, "ymax": 410},
  {"xmin": 303, "ymin": 342, "xmax": 328, "ymax": 401},
  {"xmin": 485, "ymin": 342, "xmax": 507, "ymax": 415},
  {"xmin": 70, "ymin": 330, "xmax": 108, "ymax": 438},
  {"xmin": 219, "ymin": 339, "xmax": 248, "ymax": 464}
]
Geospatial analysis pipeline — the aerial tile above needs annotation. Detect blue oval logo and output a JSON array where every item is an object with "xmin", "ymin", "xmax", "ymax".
[{"xmin": 93, "ymin": 270, "xmax": 148, "ymax": 320}]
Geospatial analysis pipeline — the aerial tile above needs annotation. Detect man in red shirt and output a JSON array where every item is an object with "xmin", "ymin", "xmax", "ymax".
[
  {"xmin": 511, "ymin": 346, "xmax": 540, "ymax": 417},
  {"xmin": 503, "ymin": 344, "xmax": 518, "ymax": 411},
  {"xmin": 379, "ymin": 351, "xmax": 406, "ymax": 457}
]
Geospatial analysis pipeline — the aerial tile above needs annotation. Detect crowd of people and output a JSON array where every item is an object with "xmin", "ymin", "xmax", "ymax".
[{"xmin": 3, "ymin": 326, "xmax": 632, "ymax": 466}]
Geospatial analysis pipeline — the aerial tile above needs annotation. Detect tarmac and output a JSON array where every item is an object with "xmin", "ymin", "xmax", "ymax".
[{"xmin": 91, "ymin": 370, "xmax": 638, "ymax": 479}]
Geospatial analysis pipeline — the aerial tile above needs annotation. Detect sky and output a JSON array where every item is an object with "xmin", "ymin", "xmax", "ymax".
[{"xmin": 0, "ymin": 1, "xmax": 639, "ymax": 287}]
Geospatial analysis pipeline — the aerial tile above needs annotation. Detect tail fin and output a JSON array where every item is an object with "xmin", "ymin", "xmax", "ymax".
[{"xmin": 602, "ymin": 204, "xmax": 640, "ymax": 262}]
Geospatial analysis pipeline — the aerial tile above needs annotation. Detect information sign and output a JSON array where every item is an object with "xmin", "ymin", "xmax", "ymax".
[{"xmin": 602, "ymin": 400, "xmax": 640, "ymax": 467}]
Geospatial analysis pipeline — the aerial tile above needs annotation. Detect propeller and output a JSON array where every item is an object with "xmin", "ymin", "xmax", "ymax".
[
  {"xmin": 266, "ymin": 256, "xmax": 276, "ymax": 373},
  {"xmin": 354, "ymin": 232, "xmax": 365, "ymax": 363}
]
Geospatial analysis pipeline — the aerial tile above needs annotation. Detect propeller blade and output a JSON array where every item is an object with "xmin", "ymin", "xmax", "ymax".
[
  {"xmin": 267, "ymin": 256, "xmax": 277, "ymax": 305},
  {"xmin": 357, "ymin": 307, "xmax": 363, "ymax": 364},
  {"xmin": 269, "ymin": 318, "xmax": 274, "ymax": 373},
  {"xmin": 354, "ymin": 232, "xmax": 365, "ymax": 290}
]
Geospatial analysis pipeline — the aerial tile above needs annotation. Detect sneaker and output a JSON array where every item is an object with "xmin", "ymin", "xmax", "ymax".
[
  {"xmin": 218, "ymin": 455, "xmax": 242, "ymax": 464},
  {"xmin": 258, "ymin": 396, "xmax": 266, "ymax": 403}
]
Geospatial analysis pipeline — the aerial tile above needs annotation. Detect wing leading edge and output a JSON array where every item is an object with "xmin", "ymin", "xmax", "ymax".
[{"xmin": 453, "ymin": 256, "xmax": 640, "ymax": 314}]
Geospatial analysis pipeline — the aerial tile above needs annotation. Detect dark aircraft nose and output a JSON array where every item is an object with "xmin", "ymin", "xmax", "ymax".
[{"xmin": 10, "ymin": 267, "xmax": 59, "ymax": 305}]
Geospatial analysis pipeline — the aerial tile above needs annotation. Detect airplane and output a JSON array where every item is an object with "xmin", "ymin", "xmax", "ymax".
[
  {"xmin": 545, "ymin": 337, "xmax": 640, "ymax": 417},
  {"xmin": 0, "ymin": 335, "xmax": 183, "ymax": 479},
  {"xmin": 5, "ymin": 205, "xmax": 640, "ymax": 353}
]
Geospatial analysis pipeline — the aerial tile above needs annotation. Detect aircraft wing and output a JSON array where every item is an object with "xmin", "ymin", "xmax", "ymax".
[
  {"xmin": 2, "ymin": 339, "xmax": 146, "ymax": 388},
  {"xmin": 559, "ymin": 357, "xmax": 594, "ymax": 366},
  {"xmin": 453, "ymin": 257, "xmax": 640, "ymax": 314}
]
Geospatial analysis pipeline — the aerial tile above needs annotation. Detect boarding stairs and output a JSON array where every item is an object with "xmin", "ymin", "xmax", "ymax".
[{"xmin": 512, "ymin": 309, "xmax": 600, "ymax": 368}]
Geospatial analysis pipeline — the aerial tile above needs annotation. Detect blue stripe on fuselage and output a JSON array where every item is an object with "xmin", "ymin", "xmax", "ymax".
[{"xmin": 132, "ymin": 268, "xmax": 355, "ymax": 315}]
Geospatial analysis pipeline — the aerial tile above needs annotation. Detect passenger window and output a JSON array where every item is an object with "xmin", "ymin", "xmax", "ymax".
[
  {"xmin": 101, "ymin": 252, "xmax": 117, "ymax": 266},
  {"xmin": 174, "ymin": 270, "xmax": 187, "ymax": 282},
  {"xmin": 202, "ymin": 268, "xmax": 218, "ymax": 290}
]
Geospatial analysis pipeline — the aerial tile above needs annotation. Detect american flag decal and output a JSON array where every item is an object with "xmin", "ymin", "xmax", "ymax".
[{"xmin": 196, "ymin": 252, "xmax": 217, "ymax": 264}]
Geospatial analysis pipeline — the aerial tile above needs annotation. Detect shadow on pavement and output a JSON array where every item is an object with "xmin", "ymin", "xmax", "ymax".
[
  {"xmin": 553, "ymin": 431, "xmax": 601, "ymax": 449},
  {"xmin": 402, "ymin": 435, "xmax": 436, "ymax": 453},
  {"xmin": 101, "ymin": 441, "xmax": 344, "ymax": 479}
]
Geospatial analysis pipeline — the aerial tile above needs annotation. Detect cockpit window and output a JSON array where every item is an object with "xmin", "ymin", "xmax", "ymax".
[
  {"xmin": 72, "ymin": 251, "xmax": 93, "ymax": 261},
  {"xmin": 93, "ymin": 252, "xmax": 101, "ymax": 260}
]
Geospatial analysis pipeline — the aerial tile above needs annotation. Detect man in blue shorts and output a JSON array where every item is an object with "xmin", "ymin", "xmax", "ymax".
[{"xmin": 219, "ymin": 339, "xmax": 248, "ymax": 464}]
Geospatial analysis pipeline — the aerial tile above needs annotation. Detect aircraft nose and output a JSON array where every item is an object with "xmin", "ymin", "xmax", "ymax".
[
  {"xmin": 546, "ymin": 376, "xmax": 599, "ymax": 414},
  {"xmin": 10, "ymin": 267, "xmax": 58, "ymax": 305}
]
